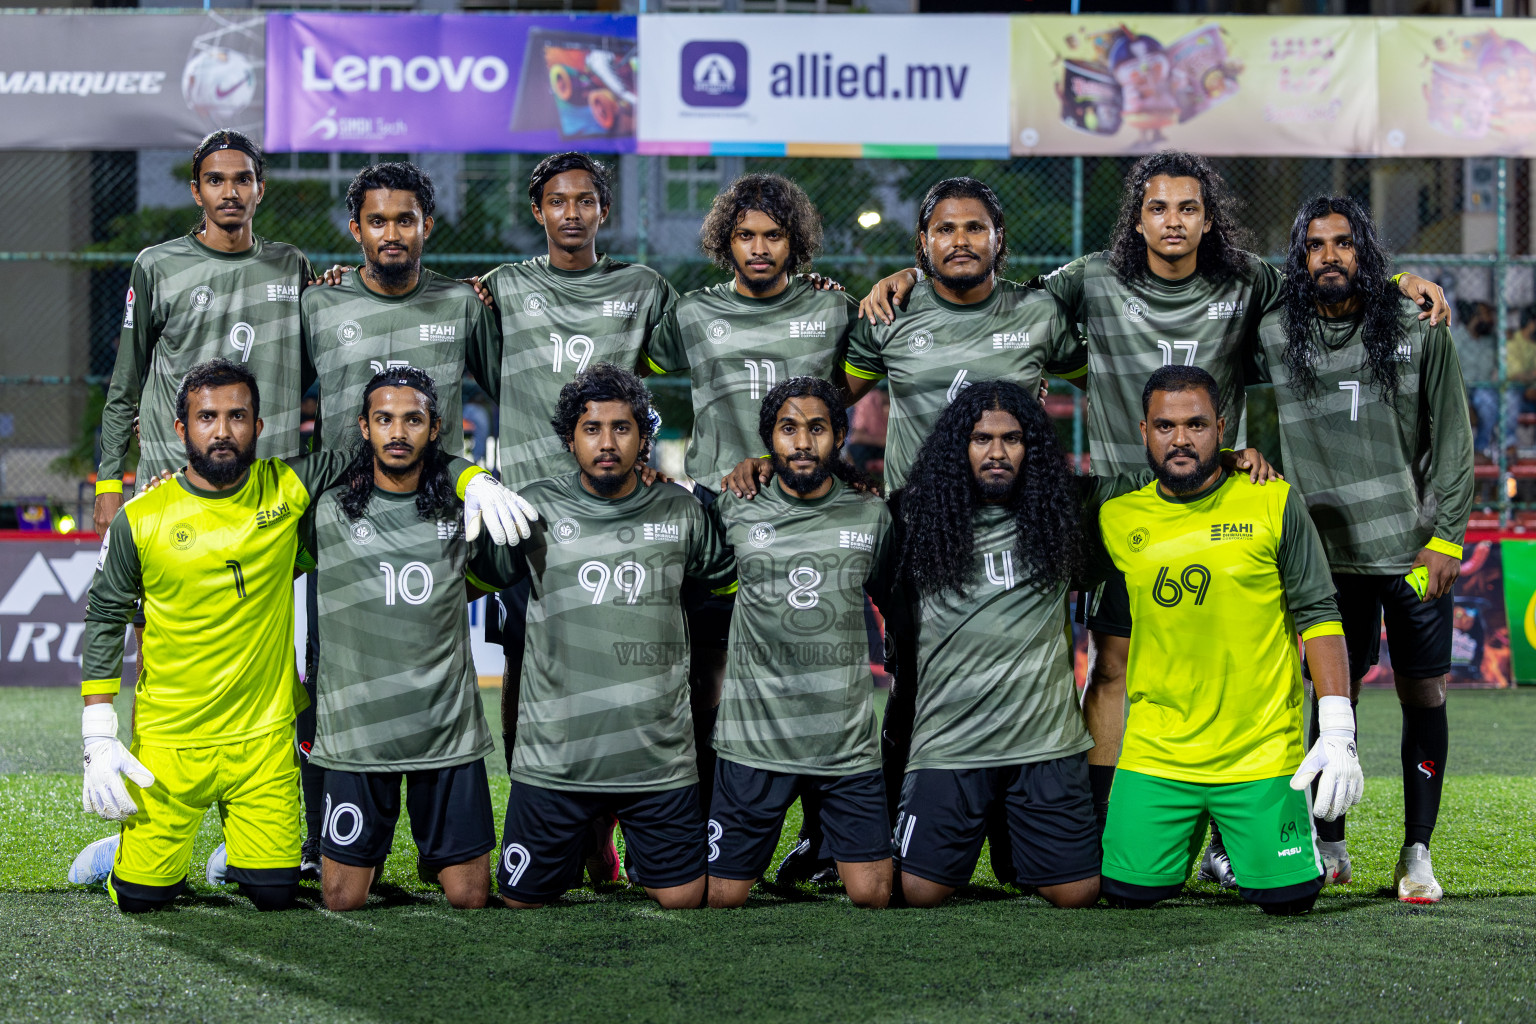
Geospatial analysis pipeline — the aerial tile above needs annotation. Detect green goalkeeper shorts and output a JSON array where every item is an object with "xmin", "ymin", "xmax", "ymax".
[{"xmin": 1101, "ymin": 770, "xmax": 1324, "ymax": 896}]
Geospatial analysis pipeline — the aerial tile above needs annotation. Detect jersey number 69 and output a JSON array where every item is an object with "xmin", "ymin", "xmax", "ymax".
[{"xmin": 1152, "ymin": 564, "xmax": 1211, "ymax": 608}]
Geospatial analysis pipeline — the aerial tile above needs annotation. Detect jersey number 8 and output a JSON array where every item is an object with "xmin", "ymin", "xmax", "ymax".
[{"xmin": 1152, "ymin": 564, "xmax": 1211, "ymax": 608}]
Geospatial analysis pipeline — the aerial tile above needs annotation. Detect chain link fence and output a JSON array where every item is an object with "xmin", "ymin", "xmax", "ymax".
[{"xmin": 2, "ymin": 149, "xmax": 1533, "ymax": 527}]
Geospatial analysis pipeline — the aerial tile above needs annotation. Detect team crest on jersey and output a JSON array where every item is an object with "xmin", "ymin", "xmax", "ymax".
[
  {"xmin": 524, "ymin": 292, "xmax": 548, "ymax": 316},
  {"xmin": 907, "ymin": 329, "xmax": 934, "ymax": 354},
  {"xmin": 1127, "ymin": 526, "xmax": 1150, "ymax": 552},
  {"xmin": 789, "ymin": 320, "xmax": 827, "ymax": 339},
  {"xmin": 191, "ymin": 285, "xmax": 215, "ymax": 312},
  {"xmin": 603, "ymin": 300, "xmax": 638, "ymax": 318},
  {"xmin": 839, "ymin": 530, "xmax": 874, "ymax": 552},
  {"xmin": 266, "ymin": 284, "xmax": 299, "ymax": 303},
  {"xmin": 1123, "ymin": 297, "xmax": 1147, "ymax": 323},
  {"xmin": 1209, "ymin": 522, "xmax": 1254, "ymax": 542},
  {"xmin": 337, "ymin": 320, "xmax": 363, "ymax": 346},
  {"xmin": 350, "ymin": 519, "xmax": 375, "ymax": 545},
  {"xmin": 707, "ymin": 318, "xmax": 732, "ymax": 344},
  {"xmin": 643, "ymin": 522, "xmax": 681, "ymax": 543},
  {"xmin": 420, "ymin": 324, "xmax": 456, "ymax": 342},
  {"xmin": 748, "ymin": 522, "xmax": 776, "ymax": 549},
  {"xmin": 992, "ymin": 331, "xmax": 1030, "ymax": 350},
  {"xmin": 123, "ymin": 287, "xmax": 135, "ymax": 328},
  {"xmin": 553, "ymin": 517, "xmax": 581, "ymax": 543},
  {"xmin": 1207, "ymin": 300, "xmax": 1244, "ymax": 320},
  {"xmin": 169, "ymin": 521, "xmax": 196, "ymax": 551}
]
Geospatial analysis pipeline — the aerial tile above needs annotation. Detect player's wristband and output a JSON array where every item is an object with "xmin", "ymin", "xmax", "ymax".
[
  {"xmin": 95, "ymin": 479, "xmax": 124, "ymax": 496},
  {"xmin": 1317, "ymin": 694, "xmax": 1354, "ymax": 735},
  {"xmin": 1390, "ymin": 272, "xmax": 1406, "ymax": 287},
  {"xmin": 1424, "ymin": 536, "xmax": 1462, "ymax": 560}
]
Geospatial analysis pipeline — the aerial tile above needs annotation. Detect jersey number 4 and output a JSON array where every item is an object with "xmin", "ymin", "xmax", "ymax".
[{"xmin": 1152, "ymin": 564, "xmax": 1211, "ymax": 608}]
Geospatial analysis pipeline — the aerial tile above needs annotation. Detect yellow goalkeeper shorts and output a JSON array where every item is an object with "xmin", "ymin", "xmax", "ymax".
[{"xmin": 111, "ymin": 723, "xmax": 302, "ymax": 892}]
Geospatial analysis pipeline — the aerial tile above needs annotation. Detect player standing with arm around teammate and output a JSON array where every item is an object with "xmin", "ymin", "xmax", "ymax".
[
  {"xmin": 496, "ymin": 365, "xmax": 734, "ymax": 910},
  {"xmin": 706, "ymin": 377, "xmax": 894, "ymax": 909},
  {"xmin": 1097, "ymin": 366, "xmax": 1362, "ymax": 916},
  {"xmin": 95, "ymin": 130, "xmax": 317, "ymax": 536},
  {"xmin": 1253, "ymin": 197, "xmax": 1473, "ymax": 902},
  {"xmin": 300, "ymin": 369, "xmax": 525, "ymax": 912},
  {"xmin": 70, "ymin": 360, "xmax": 531, "ymax": 911}
]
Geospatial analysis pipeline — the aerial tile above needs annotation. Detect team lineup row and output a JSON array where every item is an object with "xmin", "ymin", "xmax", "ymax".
[{"xmin": 68, "ymin": 130, "xmax": 1472, "ymax": 915}]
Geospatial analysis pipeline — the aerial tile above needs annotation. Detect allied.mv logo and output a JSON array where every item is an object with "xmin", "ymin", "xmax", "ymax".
[
  {"xmin": 748, "ymin": 522, "xmax": 776, "ymax": 549},
  {"xmin": 680, "ymin": 41, "xmax": 748, "ymax": 108},
  {"xmin": 553, "ymin": 517, "xmax": 581, "ymax": 544}
]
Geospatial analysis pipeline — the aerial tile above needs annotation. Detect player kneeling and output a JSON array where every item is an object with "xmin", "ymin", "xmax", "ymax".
[
  {"xmin": 302, "ymin": 368, "xmax": 532, "ymax": 911},
  {"xmin": 496, "ymin": 365, "xmax": 735, "ymax": 909},
  {"xmin": 706, "ymin": 378, "xmax": 894, "ymax": 908}
]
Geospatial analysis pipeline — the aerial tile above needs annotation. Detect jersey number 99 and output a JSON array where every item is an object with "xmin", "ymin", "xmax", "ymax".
[{"xmin": 1152, "ymin": 564, "xmax": 1211, "ymax": 608}]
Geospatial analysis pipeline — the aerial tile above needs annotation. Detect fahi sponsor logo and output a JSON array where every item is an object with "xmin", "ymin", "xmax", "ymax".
[
  {"xmin": 603, "ymin": 299, "xmax": 638, "ymax": 318},
  {"xmin": 420, "ymin": 323, "xmax": 456, "ymax": 342},
  {"xmin": 838, "ymin": 530, "xmax": 874, "ymax": 552},
  {"xmin": 643, "ymin": 522, "xmax": 681, "ymax": 543},
  {"xmin": 991, "ymin": 331, "xmax": 1030, "ymax": 350},
  {"xmin": 254, "ymin": 503, "xmax": 292, "ymax": 530},
  {"xmin": 1208, "ymin": 522, "xmax": 1254, "ymax": 542},
  {"xmin": 1207, "ymin": 300, "xmax": 1244, "ymax": 320},
  {"xmin": 788, "ymin": 320, "xmax": 827, "ymax": 339},
  {"xmin": 267, "ymin": 283, "xmax": 300, "ymax": 303}
]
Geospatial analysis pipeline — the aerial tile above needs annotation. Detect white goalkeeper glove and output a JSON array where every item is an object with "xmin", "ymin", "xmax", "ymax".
[
  {"xmin": 463, "ymin": 472, "xmax": 538, "ymax": 546},
  {"xmin": 1289, "ymin": 694, "xmax": 1363, "ymax": 822},
  {"xmin": 82, "ymin": 703, "xmax": 154, "ymax": 821}
]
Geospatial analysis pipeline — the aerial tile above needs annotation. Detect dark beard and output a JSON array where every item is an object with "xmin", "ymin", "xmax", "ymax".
[
  {"xmin": 185, "ymin": 435, "xmax": 256, "ymax": 487},
  {"xmin": 1147, "ymin": 445, "xmax": 1221, "ymax": 495},
  {"xmin": 928, "ymin": 249, "xmax": 1000, "ymax": 294},
  {"xmin": 730, "ymin": 253, "xmax": 785, "ymax": 295},
  {"xmin": 366, "ymin": 255, "xmax": 420, "ymax": 290},
  {"xmin": 771, "ymin": 452, "xmax": 834, "ymax": 495},
  {"xmin": 374, "ymin": 442, "xmax": 429, "ymax": 483},
  {"xmin": 973, "ymin": 459, "xmax": 1018, "ymax": 501},
  {"xmin": 585, "ymin": 467, "xmax": 630, "ymax": 496},
  {"xmin": 1312, "ymin": 267, "xmax": 1357, "ymax": 307}
]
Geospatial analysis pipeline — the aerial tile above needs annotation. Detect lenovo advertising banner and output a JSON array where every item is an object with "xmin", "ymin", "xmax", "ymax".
[
  {"xmin": 0, "ymin": 11, "xmax": 264, "ymax": 149},
  {"xmin": 637, "ymin": 14, "xmax": 1011, "ymax": 158},
  {"xmin": 264, "ymin": 13, "xmax": 636, "ymax": 153},
  {"xmin": 1010, "ymin": 15, "xmax": 1377, "ymax": 157}
]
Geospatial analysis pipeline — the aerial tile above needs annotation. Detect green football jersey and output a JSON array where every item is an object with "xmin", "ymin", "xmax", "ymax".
[
  {"xmin": 711, "ymin": 478, "xmax": 893, "ymax": 776},
  {"xmin": 100, "ymin": 234, "xmax": 315, "ymax": 483},
  {"xmin": 301, "ymin": 269, "xmax": 496, "ymax": 455},
  {"xmin": 844, "ymin": 279, "xmax": 1087, "ymax": 490},
  {"xmin": 1036, "ymin": 252, "xmax": 1284, "ymax": 475},
  {"xmin": 299, "ymin": 484, "xmax": 519, "ymax": 772},
  {"xmin": 644, "ymin": 279, "xmax": 866, "ymax": 489},
  {"xmin": 905, "ymin": 476, "xmax": 1137, "ymax": 771},
  {"xmin": 475, "ymin": 256, "xmax": 677, "ymax": 488},
  {"xmin": 1253, "ymin": 301, "xmax": 1474, "ymax": 574},
  {"xmin": 508, "ymin": 472, "xmax": 735, "ymax": 793}
]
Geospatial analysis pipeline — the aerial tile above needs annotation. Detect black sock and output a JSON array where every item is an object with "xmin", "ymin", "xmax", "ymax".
[
  {"xmin": 797, "ymin": 785, "xmax": 827, "ymax": 860},
  {"xmin": 1401, "ymin": 703, "xmax": 1448, "ymax": 848},
  {"xmin": 1309, "ymin": 695, "xmax": 1357, "ymax": 843},
  {"xmin": 297, "ymin": 681, "xmax": 324, "ymax": 843},
  {"xmin": 1088, "ymin": 764, "xmax": 1115, "ymax": 834},
  {"xmin": 693, "ymin": 702, "xmax": 717, "ymax": 817}
]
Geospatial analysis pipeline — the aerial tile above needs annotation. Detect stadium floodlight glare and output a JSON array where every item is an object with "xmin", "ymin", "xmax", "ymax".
[
  {"xmin": 857, "ymin": 210, "xmax": 882, "ymax": 229},
  {"xmin": 55, "ymin": 515, "xmax": 75, "ymax": 534}
]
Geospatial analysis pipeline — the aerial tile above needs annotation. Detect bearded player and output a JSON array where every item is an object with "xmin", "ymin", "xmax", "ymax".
[
  {"xmin": 861, "ymin": 150, "xmax": 1446, "ymax": 886},
  {"xmin": 1253, "ymin": 197, "xmax": 1473, "ymax": 902},
  {"xmin": 707, "ymin": 377, "xmax": 894, "ymax": 908},
  {"xmin": 1097, "ymin": 366, "xmax": 1362, "ymax": 915},
  {"xmin": 300, "ymin": 368, "xmax": 522, "ymax": 911},
  {"xmin": 68, "ymin": 359, "xmax": 532, "ymax": 909}
]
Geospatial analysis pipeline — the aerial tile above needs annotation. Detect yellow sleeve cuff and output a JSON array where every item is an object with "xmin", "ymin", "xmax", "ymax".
[
  {"xmin": 1055, "ymin": 365, "xmax": 1088, "ymax": 381},
  {"xmin": 95, "ymin": 480, "xmax": 124, "ymax": 495},
  {"xmin": 842, "ymin": 360, "xmax": 885, "ymax": 382},
  {"xmin": 1391, "ymin": 272, "xmax": 1407, "ymax": 286},
  {"xmin": 1425, "ymin": 536, "xmax": 1463, "ymax": 560},
  {"xmin": 1301, "ymin": 621, "xmax": 1345, "ymax": 642},
  {"xmin": 81, "ymin": 678, "xmax": 122, "ymax": 696},
  {"xmin": 455, "ymin": 464, "xmax": 487, "ymax": 499},
  {"xmin": 645, "ymin": 355, "xmax": 668, "ymax": 375},
  {"xmin": 465, "ymin": 569, "xmax": 496, "ymax": 594},
  {"xmin": 711, "ymin": 579, "xmax": 739, "ymax": 596}
]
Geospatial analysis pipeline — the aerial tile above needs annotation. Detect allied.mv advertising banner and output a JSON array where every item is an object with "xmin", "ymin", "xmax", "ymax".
[
  {"xmin": 1010, "ymin": 16, "xmax": 1377, "ymax": 157},
  {"xmin": 638, "ymin": 14, "xmax": 1011, "ymax": 157},
  {"xmin": 0, "ymin": 12, "xmax": 264, "ymax": 149},
  {"xmin": 264, "ymin": 13, "xmax": 637, "ymax": 153}
]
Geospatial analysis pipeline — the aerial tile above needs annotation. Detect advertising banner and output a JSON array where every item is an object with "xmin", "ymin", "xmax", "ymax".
[
  {"xmin": 264, "ymin": 13, "xmax": 636, "ymax": 153},
  {"xmin": 638, "ymin": 14, "xmax": 1011, "ymax": 157},
  {"xmin": 0, "ymin": 12, "xmax": 263, "ymax": 149},
  {"xmin": 0, "ymin": 537, "xmax": 111, "ymax": 687},
  {"xmin": 1010, "ymin": 16, "xmax": 1377, "ymax": 157},
  {"xmin": 1378, "ymin": 18, "xmax": 1536, "ymax": 158},
  {"xmin": 1500, "ymin": 539, "xmax": 1536, "ymax": 684}
]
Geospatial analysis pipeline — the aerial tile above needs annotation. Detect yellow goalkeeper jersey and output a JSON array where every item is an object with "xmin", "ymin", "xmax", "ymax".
[
  {"xmin": 1098, "ymin": 472, "xmax": 1342, "ymax": 783},
  {"xmin": 81, "ymin": 452, "xmax": 484, "ymax": 746}
]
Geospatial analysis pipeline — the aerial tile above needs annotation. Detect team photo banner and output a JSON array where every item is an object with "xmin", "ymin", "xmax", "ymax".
[
  {"xmin": 264, "ymin": 13, "xmax": 636, "ymax": 153},
  {"xmin": 1010, "ymin": 15, "xmax": 1377, "ymax": 157},
  {"xmin": 637, "ymin": 14, "xmax": 1011, "ymax": 158},
  {"xmin": 0, "ymin": 11, "xmax": 263, "ymax": 149},
  {"xmin": 1378, "ymin": 18, "xmax": 1536, "ymax": 158}
]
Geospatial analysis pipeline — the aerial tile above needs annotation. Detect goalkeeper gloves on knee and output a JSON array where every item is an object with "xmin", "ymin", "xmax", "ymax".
[
  {"xmin": 82, "ymin": 704, "xmax": 154, "ymax": 821},
  {"xmin": 1289, "ymin": 695, "xmax": 1363, "ymax": 822}
]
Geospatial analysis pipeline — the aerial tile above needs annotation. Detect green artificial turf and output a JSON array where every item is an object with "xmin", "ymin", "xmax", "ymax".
[{"xmin": 0, "ymin": 687, "xmax": 1532, "ymax": 1023}]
